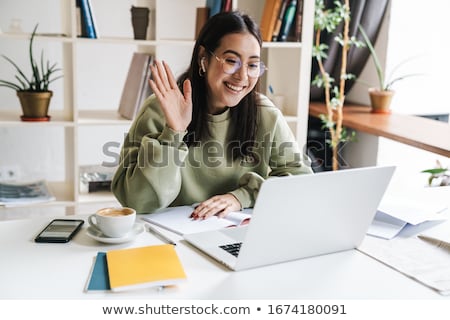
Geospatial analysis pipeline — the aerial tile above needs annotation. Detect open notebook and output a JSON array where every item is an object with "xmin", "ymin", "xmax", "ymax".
[{"xmin": 142, "ymin": 205, "xmax": 252, "ymax": 236}]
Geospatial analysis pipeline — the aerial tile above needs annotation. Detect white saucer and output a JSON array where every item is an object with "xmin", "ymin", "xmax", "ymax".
[{"xmin": 86, "ymin": 223, "xmax": 145, "ymax": 244}]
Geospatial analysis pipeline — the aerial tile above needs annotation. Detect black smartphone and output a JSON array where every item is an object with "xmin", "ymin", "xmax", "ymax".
[{"xmin": 34, "ymin": 219, "xmax": 85, "ymax": 243}]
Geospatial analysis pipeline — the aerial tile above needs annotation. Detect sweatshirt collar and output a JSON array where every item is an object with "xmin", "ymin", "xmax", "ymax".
[{"xmin": 207, "ymin": 107, "xmax": 231, "ymax": 122}]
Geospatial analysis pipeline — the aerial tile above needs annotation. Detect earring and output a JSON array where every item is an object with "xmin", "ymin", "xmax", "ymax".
[
  {"xmin": 199, "ymin": 58, "xmax": 206, "ymax": 77},
  {"xmin": 201, "ymin": 58, "xmax": 206, "ymax": 72}
]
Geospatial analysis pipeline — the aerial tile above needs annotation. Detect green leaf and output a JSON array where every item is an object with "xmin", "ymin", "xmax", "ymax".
[{"xmin": 421, "ymin": 168, "xmax": 448, "ymax": 175}]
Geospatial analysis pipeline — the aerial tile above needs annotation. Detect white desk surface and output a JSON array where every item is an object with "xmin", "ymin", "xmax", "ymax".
[{"xmin": 0, "ymin": 212, "xmax": 449, "ymax": 300}]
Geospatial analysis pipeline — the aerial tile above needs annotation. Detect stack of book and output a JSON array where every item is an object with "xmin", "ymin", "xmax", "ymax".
[
  {"xmin": 206, "ymin": 0, "xmax": 233, "ymax": 18},
  {"xmin": 260, "ymin": 0, "xmax": 303, "ymax": 42},
  {"xmin": 118, "ymin": 52, "xmax": 155, "ymax": 120},
  {"xmin": 85, "ymin": 245, "xmax": 186, "ymax": 292},
  {"xmin": 0, "ymin": 180, "xmax": 55, "ymax": 207},
  {"xmin": 79, "ymin": 164, "xmax": 116, "ymax": 193},
  {"xmin": 195, "ymin": 0, "xmax": 233, "ymax": 37}
]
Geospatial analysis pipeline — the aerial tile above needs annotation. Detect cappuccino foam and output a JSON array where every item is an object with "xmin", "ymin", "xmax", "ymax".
[{"xmin": 97, "ymin": 208, "xmax": 134, "ymax": 217}]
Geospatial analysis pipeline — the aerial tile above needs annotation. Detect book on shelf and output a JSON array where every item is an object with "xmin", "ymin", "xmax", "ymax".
[
  {"xmin": 142, "ymin": 205, "xmax": 253, "ymax": 236},
  {"xmin": 195, "ymin": 7, "xmax": 210, "ymax": 39},
  {"xmin": 77, "ymin": 0, "xmax": 97, "ymax": 38},
  {"xmin": 87, "ymin": 0, "xmax": 99, "ymax": 38},
  {"xmin": 221, "ymin": 0, "xmax": 233, "ymax": 12},
  {"xmin": 206, "ymin": 0, "xmax": 222, "ymax": 18},
  {"xmin": 106, "ymin": 245, "xmax": 186, "ymax": 292},
  {"xmin": 271, "ymin": 0, "xmax": 290, "ymax": 41},
  {"xmin": 118, "ymin": 52, "xmax": 154, "ymax": 120},
  {"xmin": 277, "ymin": 0, "xmax": 297, "ymax": 42},
  {"xmin": 0, "ymin": 179, "xmax": 55, "ymax": 207},
  {"xmin": 260, "ymin": 0, "xmax": 283, "ymax": 42},
  {"xmin": 290, "ymin": 0, "xmax": 303, "ymax": 42}
]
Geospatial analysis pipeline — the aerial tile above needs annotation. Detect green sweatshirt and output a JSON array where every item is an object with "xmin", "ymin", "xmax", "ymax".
[{"xmin": 112, "ymin": 93, "xmax": 313, "ymax": 214}]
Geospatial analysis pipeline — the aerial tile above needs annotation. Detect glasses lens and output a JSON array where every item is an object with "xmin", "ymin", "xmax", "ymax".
[
  {"xmin": 218, "ymin": 54, "xmax": 266, "ymax": 78},
  {"xmin": 247, "ymin": 61, "xmax": 266, "ymax": 78},
  {"xmin": 222, "ymin": 57, "xmax": 241, "ymax": 75}
]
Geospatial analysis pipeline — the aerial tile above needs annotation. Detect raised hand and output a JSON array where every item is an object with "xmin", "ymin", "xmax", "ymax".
[{"xmin": 148, "ymin": 60, "xmax": 192, "ymax": 132}]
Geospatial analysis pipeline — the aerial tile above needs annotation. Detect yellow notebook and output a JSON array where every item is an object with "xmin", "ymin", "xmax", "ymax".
[{"xmin": 106, "ymin": 244, "xmax": 186, "ymax": 292}]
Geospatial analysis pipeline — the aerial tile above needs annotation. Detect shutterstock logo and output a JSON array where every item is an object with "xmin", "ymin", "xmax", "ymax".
[{"xmin": 100, "ymin": 133, "xmax": 313, "ymax": 170}]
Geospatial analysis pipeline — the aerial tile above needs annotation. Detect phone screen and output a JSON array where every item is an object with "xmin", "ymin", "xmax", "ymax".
[{"xmin": 35, "ymin": 219, "xmax": 84, "ymax": 243}]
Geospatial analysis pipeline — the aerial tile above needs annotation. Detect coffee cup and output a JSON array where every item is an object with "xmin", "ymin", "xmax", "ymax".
[{"xmin": 88, "ymin": 207, "xmax": 136, "ymax": 238}]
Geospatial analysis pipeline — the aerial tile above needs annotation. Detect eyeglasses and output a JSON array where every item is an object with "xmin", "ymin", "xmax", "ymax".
[{"xmin": 209, "ymin": 50, "xmax": 267, "ymax": 78}]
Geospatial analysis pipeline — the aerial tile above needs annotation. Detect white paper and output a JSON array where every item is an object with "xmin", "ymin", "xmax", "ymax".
[
  {"xmin": 359, "ymin": 234, "xmax": 450, "ymax": 295},
  {"xmin": 141, "ymin": 205, "xmax": 253, "ymax": 235},
  {"xmin": 367, "ymin": 197, "xmax": 448, "ymax": 239},
  {"xmin": 378, "ymin": 198, "xmax": 448, "ymax": 225},
  {"xmin": 367, "ymin": 210, "xmax": 408, "ymax": 239}
]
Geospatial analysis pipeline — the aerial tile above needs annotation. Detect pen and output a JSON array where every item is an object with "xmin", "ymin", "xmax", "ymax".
[
  {"xmin": 418, "ymin": 234, "xmax": 450, "ymax": 251},
  {"xmin": 146, "ymin": 224, "xmax": 177, "ymax": 245}
]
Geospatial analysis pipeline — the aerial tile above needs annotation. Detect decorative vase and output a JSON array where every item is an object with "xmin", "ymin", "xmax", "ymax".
[
  {"xmin": 131, "ymin": 6, "xmax": 150, "ymax": 40},
  {"xmin": 368, "ymin": 88, "xmax": 394, "ymax": 114},
  {"xmin": 17, "ymin": 91, "xmax": 53, "ymax": 121}
]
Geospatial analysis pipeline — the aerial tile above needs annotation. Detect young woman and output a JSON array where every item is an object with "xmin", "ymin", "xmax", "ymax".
[{"xmin": 112, "ymin": 11, "xmax": 312, "ymax": 219}]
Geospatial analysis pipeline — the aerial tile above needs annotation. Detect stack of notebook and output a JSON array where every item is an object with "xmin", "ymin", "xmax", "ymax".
[{"xmin": 85, "ymin": 244, "xmax": 186, "ymax": 292}]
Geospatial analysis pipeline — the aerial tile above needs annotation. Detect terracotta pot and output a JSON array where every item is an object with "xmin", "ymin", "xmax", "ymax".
[
  {"xmin": 368, "ymin": 88, "xmax": 394, "ymax": 114},
  {"xmin": 17, "ymin": 91, "xmax": 53, "ymax": 120}
]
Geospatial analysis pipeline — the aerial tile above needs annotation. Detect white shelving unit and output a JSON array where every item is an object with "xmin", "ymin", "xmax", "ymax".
[{"xmin": 0, "ymin": 0, "xmax": 314, "ymax": 217}]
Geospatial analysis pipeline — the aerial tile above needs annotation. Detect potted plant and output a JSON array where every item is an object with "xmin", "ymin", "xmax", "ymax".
[
  {"xmin": 421, "ymin": 160, "xmax": 449, "ymax": 187},
  {"xmin": 0, "ymin": 24, "xmax": 63, "ymax": 121},
  {"xmin": 358, "ymin": 25, "xmax": 421, "ymax": 114}
]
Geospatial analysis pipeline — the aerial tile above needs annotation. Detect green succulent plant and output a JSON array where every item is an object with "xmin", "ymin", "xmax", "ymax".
[
  {"xmin": 358, "ymin": 25, "xmax": 421, "ymax": 91},
  {"xmin": 0, "ymin": 24, "xmax": 63, "ymax": 92},
  {"xmin": 421, "ymin": 160, "xmax": 449, "ymax": 187}
]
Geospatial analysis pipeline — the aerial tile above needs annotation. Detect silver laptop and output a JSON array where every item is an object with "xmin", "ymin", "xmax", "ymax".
[{"xmin": 184, "ymin": 166, "xmax": 395, "ymax": 271}]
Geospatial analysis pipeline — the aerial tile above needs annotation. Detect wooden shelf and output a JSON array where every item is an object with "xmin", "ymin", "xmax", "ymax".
[{"xmin": 309, "ymin": 102, "xmax": 450, "ymax": 157}]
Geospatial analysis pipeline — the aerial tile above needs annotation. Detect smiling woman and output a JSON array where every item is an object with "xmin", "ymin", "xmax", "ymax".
[{"xmin": 111, "ymin": 11, "xmax": 313, "ymax": 217}]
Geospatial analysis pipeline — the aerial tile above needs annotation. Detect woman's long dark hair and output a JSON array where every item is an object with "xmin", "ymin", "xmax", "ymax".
[{"xmin": 177, "ymin": 11, "xmax": 262, "ymax": 160}]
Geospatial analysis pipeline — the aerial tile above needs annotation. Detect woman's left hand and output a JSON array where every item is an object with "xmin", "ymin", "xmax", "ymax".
[{"xmin": 190, "ymin": 194, "xmax": 242, "ymax": 220}]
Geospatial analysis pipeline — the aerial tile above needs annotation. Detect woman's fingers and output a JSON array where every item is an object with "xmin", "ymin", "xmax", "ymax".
[
  {"xmin": 163, "ymin": 60, "xmax": 178, "ymax": 91},
  {"xmin": 149, "ymin": 60, "xmax": 170, "ymax": 97},
  {"xmin": 191, "ymin": 194, "xmax": 241, "ymax": 220}
]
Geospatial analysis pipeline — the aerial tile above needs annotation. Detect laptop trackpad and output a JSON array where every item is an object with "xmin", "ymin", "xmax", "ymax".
[{"xmin": 219, "ymin": 225, "xmax": 248, "ymax": 242}]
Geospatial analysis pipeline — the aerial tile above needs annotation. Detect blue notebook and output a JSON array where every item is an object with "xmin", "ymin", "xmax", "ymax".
[{"xmin": 86, "ymin": 252, "xmax": 110, "ymax": 291}]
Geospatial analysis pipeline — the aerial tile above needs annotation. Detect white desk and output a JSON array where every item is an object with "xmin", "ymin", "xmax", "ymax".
[{"xmin": 0, "ymin": 213, "xmax": 449, "ymax": 300}]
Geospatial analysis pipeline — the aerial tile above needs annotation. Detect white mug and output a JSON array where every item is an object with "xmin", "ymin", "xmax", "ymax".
[{"xmin": 88, "ymin": 207, "xmax": 136, "ymax": 238}]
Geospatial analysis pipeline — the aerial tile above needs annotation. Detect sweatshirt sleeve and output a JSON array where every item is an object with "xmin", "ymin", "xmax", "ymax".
[{"xmin": 111, "ymin": 96, "xmax": 189, "ymax": 214}]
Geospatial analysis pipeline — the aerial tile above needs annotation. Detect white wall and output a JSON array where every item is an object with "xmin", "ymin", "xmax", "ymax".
[
  {"xmin": 346, "ymin": 0, "xmax": 449, "ymax": 191},
  {"xmin": 348, "ymin": 0, "xmax": 450, "ymax": 118}
]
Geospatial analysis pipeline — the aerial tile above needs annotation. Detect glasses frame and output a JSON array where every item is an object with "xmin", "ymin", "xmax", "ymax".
[{"xmin": 208, "ymin": 50, "xmax": 267, "ymax": 78}]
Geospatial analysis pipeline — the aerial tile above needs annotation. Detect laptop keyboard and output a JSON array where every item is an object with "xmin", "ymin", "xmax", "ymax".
[{"xmin": 219, "ymin": 242, "xmax": 242, "ymax": 257}]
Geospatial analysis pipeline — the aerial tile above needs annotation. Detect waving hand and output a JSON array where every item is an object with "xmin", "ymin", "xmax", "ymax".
[{"xmin": 149, "ymin": 60, "xmax": 192, "ymax": 132}]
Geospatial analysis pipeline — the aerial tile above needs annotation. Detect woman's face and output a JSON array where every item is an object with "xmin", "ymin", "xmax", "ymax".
[{"xmin": 204, "ymin": 32, "xmax": 261, "ymax": 115}]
